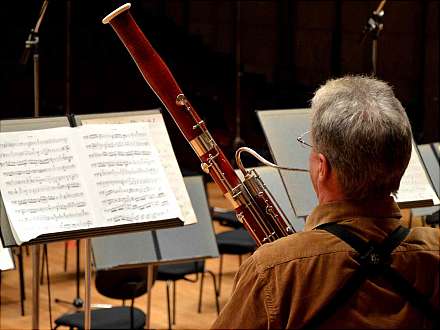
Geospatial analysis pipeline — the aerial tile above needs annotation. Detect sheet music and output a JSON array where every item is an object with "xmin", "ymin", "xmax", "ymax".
[
  {"xmin": 0, "ymin": 123, "xmax": 182, "ymax": 244},
  {"xmin": 395, "ymin": 143, "xmax": 440, "ymax": 206},
  {"xmin": 77, "ymin": 123, "xmax": 181, "ymax": 225},
  {"xmin": 0, "ymin": 240, "xmax": 14, "ymax": 271},
  {"xmin": 0, "ymin": 127, "xmax": 95, "ymax": 244},
  {"xmin": 81, "ymin": 114, "xmax": 197, "ymax": 225}
]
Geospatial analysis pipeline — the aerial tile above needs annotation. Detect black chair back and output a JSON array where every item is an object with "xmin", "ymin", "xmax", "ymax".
[{"xmin": 95, "ymin": 266, "xmax": 155, "ymax": 301}]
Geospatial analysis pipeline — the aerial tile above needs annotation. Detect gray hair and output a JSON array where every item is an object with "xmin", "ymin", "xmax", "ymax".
[{"xmin": 311, "ymin": 75, "xmax": 412, "ymax": 199}]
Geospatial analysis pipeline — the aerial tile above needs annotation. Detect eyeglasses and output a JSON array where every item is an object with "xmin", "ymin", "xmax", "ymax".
[{"xmin": 296, "ymin": 130, "xmax": 313, "ymax": 148}]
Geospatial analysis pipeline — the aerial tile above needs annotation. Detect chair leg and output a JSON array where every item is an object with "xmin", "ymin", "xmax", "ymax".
[
  {"xmin": 206, "ymin": 270, "xmax": 220, "ymax": 314},
  {"xmin": 64, "ymin": 241, "xmax": 68, "ymax": 272},
  {"xmin": 197, "ymin": 271, "xmax": 205, "ymax": 313},
  {"xmin": 218, "ymin": 254, "xmax": 224, "ymax": 296},
  {"xmin": 165, "ymin": 281, "xmax": 172, "ymax": 330},
  {"xmin": 130, "ymin": 298, "xmax": 135, "ymax": 329},
  {"xmin": 172, "ymin": 281, "xmax": 176, "ymax": 325}
]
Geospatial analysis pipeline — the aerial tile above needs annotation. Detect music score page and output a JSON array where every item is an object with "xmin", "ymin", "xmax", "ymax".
[
  {"xmin": 0, "ymin": 123, "xmax": 181, "ymax": 244},
  {"xmin": 80, "ymin": 113, "xmax": 197, "ymax": 226},
  {"xmin": 396, "ymin": 143, "xmax": 440, "ymax": 207}
]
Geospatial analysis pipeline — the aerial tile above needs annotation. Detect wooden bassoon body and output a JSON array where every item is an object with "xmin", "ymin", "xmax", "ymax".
[{"xmin": 102, "ymin": 3, "xmax": 298, "ymax": 246}]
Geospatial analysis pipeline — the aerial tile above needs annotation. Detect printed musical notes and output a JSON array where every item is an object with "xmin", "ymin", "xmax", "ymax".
[
  {"xmin": 0, "ymin": 128, "xmax": 93, "ymax": 244},
  {"xmin": 79, "ymin": 123, "xmax": 181, "ymax": 226},
  {"xmin": 81, "ymin": 113, "xmax": 197, "ymax": 225},
  {"xmin": 0, "ymin": 122, "xmax": 182, "ymax": 244}
]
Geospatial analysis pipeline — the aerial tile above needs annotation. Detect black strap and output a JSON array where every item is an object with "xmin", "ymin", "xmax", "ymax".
[
  {"xmin": 319, "ymin": 223, "xmax": 409, "ymax": 265},
  {"xmin": 383, "ymin": 267, "xmax": 439, "ymax": 325},
  {"xmin": 302, "ymin": 223, "xmax": 438, "ymax": 329},
  {"xmin": 302, "ymin": 266, "xmax": 368, "ymax": 330}
]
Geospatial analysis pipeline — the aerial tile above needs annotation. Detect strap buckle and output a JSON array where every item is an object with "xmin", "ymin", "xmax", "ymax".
[{"xmin": 358, "ymin": 244, "xmax": 390, "ymax": 269}]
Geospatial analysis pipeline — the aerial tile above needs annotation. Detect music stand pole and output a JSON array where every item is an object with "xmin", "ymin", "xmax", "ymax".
[
  {"xmin": 31, "ymin": 245, "xmax": 41, "ymax": 330},
  {"xmin": 84, "ymin": 239, "xmax": 92, "ymax": 330},
  {"xmin": 146, "ymin": 264, "xmax": 154, "ymax": 329}
]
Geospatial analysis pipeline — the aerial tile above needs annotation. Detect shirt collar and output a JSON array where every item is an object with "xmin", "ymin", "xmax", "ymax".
[{"xmin": 304, "ymin": 196, "xmax": 402, "ymax": 231}]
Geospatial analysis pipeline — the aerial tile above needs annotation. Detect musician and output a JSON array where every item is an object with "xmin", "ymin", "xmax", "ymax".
[{"xmin": 211, "ymin": 76, "xmax": 439, "ymax": 329}]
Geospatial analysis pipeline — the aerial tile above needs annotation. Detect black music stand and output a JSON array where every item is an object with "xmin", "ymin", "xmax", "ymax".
[
  {"xmin": 257, "ymin": 108, "xmax": 439, "ymax": 217},
  {"xmin": 410, "ymin": 143, "xmax": 440, "ymax": 223},
  {"xmin": 91, "ymin": 175, "xmax": 219, "ymax": 329},
  {"xmin": 257, "ymin": 109, "xmax": 315, "ymax": 217}
]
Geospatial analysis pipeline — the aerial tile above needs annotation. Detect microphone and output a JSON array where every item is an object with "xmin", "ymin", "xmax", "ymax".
[
  {"xmin": 20, "ymin": 0, "xmax": 49, "ymax": 65},
  {"xmin": 361, "ymin": 0, "xmax": 387, "ymax": 43}
]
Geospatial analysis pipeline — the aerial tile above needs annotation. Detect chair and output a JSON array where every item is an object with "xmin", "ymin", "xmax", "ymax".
[
  {"xmin": 152, "ymin": 175, "xmax": 221, "ymax": 329},
  {"xmin": 210, "ymin": 207, "xmax": 242, "ymax": 229},
  {"xmin": 213, "ymin": 210, "xmax": 256, "ymax": 296},
  {"xmin": 54, "ymin": 266, "xmax": 154, "ymax": 329},
  {"xmin": 156, "ymin": 260, "xmax": 219, "ymax": 329},
  {"xmin": 426, "ymin": 209, "xmax": 439, "ymax": 227}
]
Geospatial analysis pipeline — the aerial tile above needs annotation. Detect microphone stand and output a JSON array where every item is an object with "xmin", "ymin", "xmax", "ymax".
[
  {"xmin": 361, "ymin": 0, "xmax": 387, "ymax": 76},
  {"xmin": 54, "ymin": 241, "xmax": 84, "ymax": 308},
  {"xmin": 20, "ymin": 2, "xmax": 50, "ymax": 328},
  {"xmin": 21, "ymin": 0, "xmax": 84, "ymax": 311},
  {"xmin": 233, "ymin": 0, "xmax": 245, "ymax": 150},
  {"xmin": 55, "ymin": 0, "xmax": 84, "ymax": 310}
]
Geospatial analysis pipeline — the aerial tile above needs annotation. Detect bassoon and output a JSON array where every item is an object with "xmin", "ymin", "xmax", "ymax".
[{"xmin": 102, "ymin": 3, "xmax": 306, "ymax": 246}]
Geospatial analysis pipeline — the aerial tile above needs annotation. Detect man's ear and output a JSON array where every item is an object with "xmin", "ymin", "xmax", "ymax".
[{"xmin": 317, "ymin": 153, "xmax": 331, "ymax": 180}]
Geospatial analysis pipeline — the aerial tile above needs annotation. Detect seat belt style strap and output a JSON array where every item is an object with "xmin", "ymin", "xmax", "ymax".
[{"xmin": 302, "ymin": 223, "xmax": 438, "ymax": 329}]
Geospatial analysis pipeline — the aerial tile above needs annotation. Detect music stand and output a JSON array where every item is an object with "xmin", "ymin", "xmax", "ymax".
[
  {"xmin": 257, "ymin": 108, "xmax": 440, "ymax": 218},
  {"xmin": 0, "ymin": 114, "xmax": 185, "ymax": 330},
  {"xmin": 410, "ymin": 143, "xmax": 440, "ymax": 219},
  {"xmin": 257, "ymin": 109, "xmax": 316, "ymax": 217},
  {"xmin": 92, "ymin": 175, "xmax": 219, "ymax": 329}
]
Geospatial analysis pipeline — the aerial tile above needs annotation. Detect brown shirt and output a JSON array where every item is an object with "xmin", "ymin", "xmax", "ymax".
[{"xmin": 211, "ymin": 197, "xmax": 439, "ymax": 329}]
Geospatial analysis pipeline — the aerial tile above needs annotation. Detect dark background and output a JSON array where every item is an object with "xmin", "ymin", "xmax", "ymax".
[{"xmin": 1, "ymin": 0, "xmax": 438, "ymax": 173}]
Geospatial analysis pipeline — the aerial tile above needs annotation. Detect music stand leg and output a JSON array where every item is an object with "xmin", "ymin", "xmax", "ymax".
[
  {"xmin": 32, "ymin": 244, "xmax": 41, "ymax": 330},
  {"xmin": 84, "ymin": 239, "xmax": 92, "ymax": 330},
  {"xmin": 146, "ymin": 264, "xmax": 154, "ymax": 329},
  {"xmin": 18, "ymin": 247, "xmax": 26, "ymax": 316}
]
